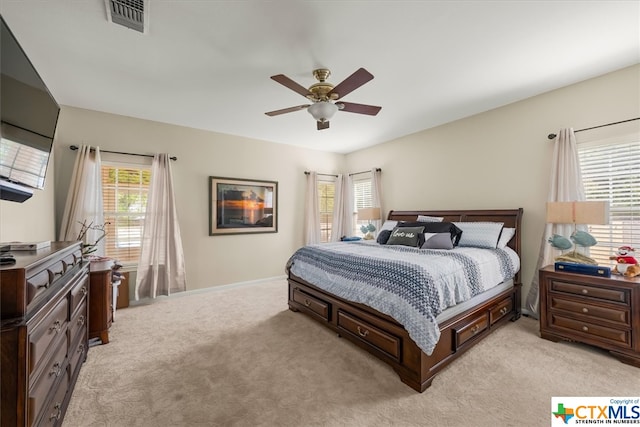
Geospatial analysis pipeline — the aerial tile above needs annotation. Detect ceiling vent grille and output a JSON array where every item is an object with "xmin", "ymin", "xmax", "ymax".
[{"xmin": 106, "ymin": 0, "xmax": 146, "ymax": 33}]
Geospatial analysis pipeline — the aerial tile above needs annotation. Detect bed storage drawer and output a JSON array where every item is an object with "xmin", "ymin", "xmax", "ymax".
[
  {"xmin": 454, "ymin": 312, "xmax": 488, "ymax": 349},
  {"xmin": 337, "ymin": 310, "xmax": 400, "ymax": 361},
  {"xmin": 489, "ymin": 297, "xmax": 513, "ymax": 325},
  {"xmin": 292, "ymin": 287, "xmax": 330, "ymax": 321}
]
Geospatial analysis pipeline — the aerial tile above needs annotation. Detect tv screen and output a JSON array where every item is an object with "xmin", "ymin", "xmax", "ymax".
[{"xmin": 0, "ymin": 15, "xmax": 59, "ymax": 196}]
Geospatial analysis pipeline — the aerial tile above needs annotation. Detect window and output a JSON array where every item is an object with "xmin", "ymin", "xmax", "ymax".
[
  {"xmin": 353, "ymin": 172, "xmax": 373, "ymax": 236},
  {"xmin": 101, "ymin": 164, "xmax": 151, "ymax": 262},
  {"xmin": 318, "ymin": 178, "xmax": 335, "ymax": 243},
  {"xmin": 578, "ymin": 137, "xmax": 640, "ymax": 266}
]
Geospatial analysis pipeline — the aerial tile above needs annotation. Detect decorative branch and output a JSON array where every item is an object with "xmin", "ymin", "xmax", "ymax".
[{"xmin": 76, "ymin": 219, "xmax": 109, "ymax": 255}]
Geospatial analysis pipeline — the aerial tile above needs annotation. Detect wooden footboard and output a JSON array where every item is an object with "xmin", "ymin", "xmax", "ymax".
[
  {"xmin": 287, "ymin": 208, "xmax": 523, "ymax": 392},
  {"xmin": 288, "ymin": 273, "xmax": 521, "ymax": 392}
]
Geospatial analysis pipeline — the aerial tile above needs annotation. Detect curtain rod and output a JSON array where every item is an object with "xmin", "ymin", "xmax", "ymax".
[
  {"xmin": 304, "ymin": 168, "xmax": 381, "ymax": 177},
  {"xmin": 547, "ymin": 117, "xmax": 640, "ymax": 140},
  {"xmin": 69, "ymin": 145, "xmax": 177, "ymax": 161}
]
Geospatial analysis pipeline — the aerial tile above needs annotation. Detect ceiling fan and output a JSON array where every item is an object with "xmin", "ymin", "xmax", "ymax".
[{"xmin": 265, "ymin": 68, "xmax": 382, "ymax": 130}]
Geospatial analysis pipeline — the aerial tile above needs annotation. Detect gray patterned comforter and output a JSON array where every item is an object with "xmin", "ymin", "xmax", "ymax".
[{"xmin": 286, "ymin": 241, "xmax": 520, "ymax": 355}]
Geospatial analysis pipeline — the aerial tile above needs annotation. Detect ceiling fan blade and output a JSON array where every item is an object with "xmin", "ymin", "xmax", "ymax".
[
  {"xmin": 337, "ymin": 102, "xmax": 382, "ymax": 116},
  {"xmin": 328, "ymin": 68, "xmax": 374, "ymax": 100},
  {"xmin": 317, "ymin": 121, "xmax": 330, "ymax": 130},
  {"xmin": 265, "ymin": 105, "xmax": 310, "ymax": 116},
  {"xmin": 270, "ymin": 74, "xmax": 311, "ymax": 98}
]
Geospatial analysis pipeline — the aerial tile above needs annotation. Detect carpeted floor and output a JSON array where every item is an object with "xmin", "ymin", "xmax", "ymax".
[{"xmin": 63, "ymin": 279, "xmax": 639, "ymax": 426}]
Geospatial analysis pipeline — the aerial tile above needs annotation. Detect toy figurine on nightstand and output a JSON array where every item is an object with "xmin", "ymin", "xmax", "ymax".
[{"xmin": 610, "ymin": 246, "xmax": 640, "ymax": 277}]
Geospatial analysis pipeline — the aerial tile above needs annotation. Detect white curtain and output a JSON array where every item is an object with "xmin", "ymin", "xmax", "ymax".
[
  {"xmin": 525, "ymin": 128, "xmax": 585, "ymax": 317},
  {"xmin": 59, "ymin": 144, "xmax": 104, "ymax": 255},
  {"xmin": 135, "ymin": 154, "xmax": 186, "ymax": 299},
  {"xmin": 330, "ymin": 174, "xmax": 354, "ymax": 241},
  {"xmin": 371, "ymin": 168, "xmax": 384, "ymax": 229},
  {"xmin": 304, "ymin": 171, "xmax": 320, "ymax": 245}
]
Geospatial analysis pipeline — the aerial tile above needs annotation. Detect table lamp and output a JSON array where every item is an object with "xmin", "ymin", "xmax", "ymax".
[
  {"xmin": 546, "ymin": 201, "xmax": 609, "ymax": 265},
  {"xmin": 358, "ymin": 207, "xmax": 381, "ymax": 240}
]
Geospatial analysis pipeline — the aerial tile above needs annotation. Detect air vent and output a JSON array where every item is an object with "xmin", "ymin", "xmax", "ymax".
[{"xmin": 106, "ymin": 0, "xmax": 147, "ymax": 33}]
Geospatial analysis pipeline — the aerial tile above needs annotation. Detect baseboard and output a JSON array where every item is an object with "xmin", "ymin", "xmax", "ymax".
[{"xmin": 129, "ymin": 275, "xmax": 287, "ymax": 306}]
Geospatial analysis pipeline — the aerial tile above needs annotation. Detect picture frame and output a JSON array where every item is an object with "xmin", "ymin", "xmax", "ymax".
[{"xmin": 209, "ymin": 176, "xmax": 278, "ymax": 235}]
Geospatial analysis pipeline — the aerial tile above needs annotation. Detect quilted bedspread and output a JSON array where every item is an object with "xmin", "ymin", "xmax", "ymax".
[{"xmin": 286, "ymin": 241, "xmax": 520, "ymax": 355}]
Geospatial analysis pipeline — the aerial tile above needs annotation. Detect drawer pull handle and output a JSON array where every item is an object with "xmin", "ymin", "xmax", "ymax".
[
  {"xmin": 582, "ymin": 289, "xmax": 588, "ymax": 294},
  {"xmin": 582, "ymin": 307, "xmax": 589, "ymax": 313},
  {"xmin": 470, "ymin": 324, "xmax": 481, "ymax": 335},
  {"xmin": 356, "ymin": 326, "xmax": 369, "ymax": 337},
  {"xmin": 49, "ymin": 362, "xmax": 62, "ymax": 377},
  {"xmin": 78, "ymin": 315, "xmax": 86, "ymax": 326},
  {"xmin": 304, "ymin": 299, "xmax": 312, "ymax": 307},
  {"xmin": 49, "ymin": 403, "xmax": 62, "ymax": 421},
  {"xmin": 81, "ymin": 286, "xmax": 88, "ymax": 296},
  {"xmin": 78, "ymin": 344, "xmax": 85, "ymax": 354},
  {"xmin": 582, "ymin": 326, "xmax": 589, "ymax": 332},
  {"xmin": 500, "ymin": 307, "xmax": 509, "ymax": 315},
  {"xmin": 50, "ymin": 320, "xmax": 62, "ymax": 333}
]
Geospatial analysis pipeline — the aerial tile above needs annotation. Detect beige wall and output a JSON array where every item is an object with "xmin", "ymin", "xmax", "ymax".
[
  {"xmin": 51, "ymin": 107, "xmax": 344, "ymax": 290},
  {"xmin": 345, "ymin": 64, "xmax": 640, "ymax": 310},
  {"xmin": 2, "ymin": 64, "xmax": 637, "ymax": 306}
]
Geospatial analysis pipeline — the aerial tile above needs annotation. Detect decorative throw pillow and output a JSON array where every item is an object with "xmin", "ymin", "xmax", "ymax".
[
  {"xmin": 453, "ymin": 222, "xmax": 504, "ymax": 249},
  {"xmin": 417, "ymin": 215, "xmax": 444, "ymax": 222},
  {"xmin": 497, "ymin": 227, "xmax": 516, "ymax": 248},
  {"xmin": 379, "ymin": 220, "xmax": 398, "ymax": 231},
  {"xmin": 398, "ymin": 221, "xmax": 462, "ymax": 246},
  {"xmin": 377, "ymin": 229, "xmax": 392, "ymax": 244},
  {"xmin": 420, "ymin": 233, "xmax": 454, "ymax": 250},
  {"xmin": 386, "ymin": 226, "xmax": 424, "ymax": 247}
]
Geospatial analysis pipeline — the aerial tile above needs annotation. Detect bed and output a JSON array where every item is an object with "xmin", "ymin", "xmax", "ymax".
[{"xmin": 286, "ymin": 209, "xmax": 523, "ymax": 392}]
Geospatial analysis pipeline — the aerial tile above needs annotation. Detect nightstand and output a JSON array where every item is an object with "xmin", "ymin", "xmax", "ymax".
[{"xmin": 539, "ymin": 265, "xmax": 640, "ymax": 367}]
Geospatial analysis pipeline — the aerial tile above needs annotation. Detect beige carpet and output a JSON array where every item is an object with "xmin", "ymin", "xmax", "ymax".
[{"xmin": 64, "ymin": 279, "xmax": 639, "ymax": 427}]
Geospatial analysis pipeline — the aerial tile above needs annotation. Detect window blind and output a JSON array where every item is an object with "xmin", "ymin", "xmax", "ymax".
[{"xmin": 318, "ymin": 179, "xmax": 335, "ymax": 243}]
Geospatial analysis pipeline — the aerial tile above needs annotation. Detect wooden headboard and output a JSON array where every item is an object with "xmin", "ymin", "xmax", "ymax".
[{"xmin": 387, "ymin": 209, "xmax": 524, "ymax": 284}]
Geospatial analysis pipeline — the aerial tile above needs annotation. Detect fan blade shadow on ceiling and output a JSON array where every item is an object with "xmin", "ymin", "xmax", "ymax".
[
  {"xmin": 265, "ymin": 104, "xmax": 310, "ymax": 116},
  {"xmin": 337, "ymin": 102, "xmax": 381, "ymax": 116},
  {"xmin": 328, "ymin": 68, "xmax": 374, "ymax": 100}
]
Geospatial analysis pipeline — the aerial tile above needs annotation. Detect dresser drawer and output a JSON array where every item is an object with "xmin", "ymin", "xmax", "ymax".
[
  {"xmin": 551, "ymin": 314, "xmax": 631, "ymax": 347},
  {"xmin": 337, "ymin": 310, "xmax": 400, "ymax": 361},
  {"xmin": 490, "ymin": 297, "xmax": 512, "ymax": 325},
  {"xmin": 292, "ymin": 287, "xmax": 330, "ymax": 321},
  {"xmin": 36, "ymin": 368, "xmax": 69, "ymax": 427},
  {"xmin": 551, "ymin": 280, "xmax": 628, "ymax": 304},
  {"xmin": 455, "ymin": 312, "xmax": 488, "ymax": 348},
  {"xmin": 27, "ymin": 269, "xmax": 52, "ymax": 308},
  {"xmin": 28, "ymin": 297, "xmax": 69, "ymax": 379},
  {"xmin": 69, "ymin": 337, "xmax": 87, "ymax": 381},
  {"xmin": 550, "ymin": 296, "xmax": 630, "ymax": 326},
  {"xmin": 69, "ymin": 299, "xmax": 87, "ymax": 348},
  {"xmin": 28, "ymin": 337, "xmax": 67, "ymax": 425},
  {"xmin": 69, "ymin": 273, "xmax": 89, "ymax": 317}
]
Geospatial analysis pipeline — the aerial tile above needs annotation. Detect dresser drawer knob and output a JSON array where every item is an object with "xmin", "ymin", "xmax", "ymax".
[
  {"xmin": 81, "ymin": 286, "xmax": 88, "ymax": 296},
  {"xmin": 49, "ymin": 403, "xmax": 62, "ymax": 421},
  {"xmin": 78, "ymin": 344, "xmax": 85, "ymax": 354},
  {"xmin": 582, "ymin": 289, "xmax": 588, "ymax": 294},
  {"xmin": 582, "ymin": 307, "xmax": 589, "ymax": 313},
  {"xmin": 356, "ymin": 326, "xmax": 369, "ymax": 337},
  {"xmin": 582, "ymin": 326, "xmax": 589, "ymax": 332},
  {"xmin": 304, "ymin": 299, "xmax": 312, "ymax": 307},
  {"xmin": 77, "ymin": 315, "xmax": 86, "ymax": 326},
  {"xmin": 49, "ymin": 362, "xmax": 62, "ymax": 378},
  {"xmin": 49, "ymin": 320, "xmax": 62, "ymax": 333}
]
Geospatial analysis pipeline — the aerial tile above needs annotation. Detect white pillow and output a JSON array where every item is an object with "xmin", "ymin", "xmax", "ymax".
[
  {"xmin": 497, "ymin": 227, "xmax": 516, "ymax": 249},
  {"xmin": 453, "ymin": 222, "xmax": 504, "ymax": 249},
  {"xmin": 417, "ymin": 215, "xmax": 444, "ymax": 222},
  {"xmin": 380, "ymin": 220, "xmax": 398, "ymax": 231}
]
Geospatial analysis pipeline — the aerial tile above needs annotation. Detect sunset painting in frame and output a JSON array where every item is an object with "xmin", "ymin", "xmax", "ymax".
[{"xmin": 209, "ymin": 176, "xmax": 278, "ymax": 235}]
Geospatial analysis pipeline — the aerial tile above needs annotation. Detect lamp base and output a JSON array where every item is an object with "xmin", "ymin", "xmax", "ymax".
[{"xmin": 554, "ymin": 252, "xmax": 598, "ymax": 265}]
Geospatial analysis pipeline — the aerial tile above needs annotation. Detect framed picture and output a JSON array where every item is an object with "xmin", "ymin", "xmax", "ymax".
[{"xmin": 209, "ymin": 176, "xmax": 278, "ymax": 235}]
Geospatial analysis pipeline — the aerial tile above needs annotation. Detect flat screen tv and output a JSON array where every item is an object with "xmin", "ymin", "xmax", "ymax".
[{"xmin": 0, "ymin": 15, "xmax": 60, "ymax": 202}]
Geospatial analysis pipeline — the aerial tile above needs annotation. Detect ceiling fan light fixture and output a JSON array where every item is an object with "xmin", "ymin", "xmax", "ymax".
[{"xmin": 308, "ymin": 101, "xmax": 338, "ymax": 122}]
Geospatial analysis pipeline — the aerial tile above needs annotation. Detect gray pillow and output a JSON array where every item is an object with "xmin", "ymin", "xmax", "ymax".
[
  {"xmin": 420, "ymin": 233, "xmax": 454, "ymax": 250},
  {"xmin": 386, "ymin": 226, "xmax": 424, "ymax": 247}
]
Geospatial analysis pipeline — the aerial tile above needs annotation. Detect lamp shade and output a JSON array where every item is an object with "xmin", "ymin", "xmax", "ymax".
[
  {"xmin": 308, "ymin": 101, "xmax": 338, "ymax": 122},
  {"xmin": 358, "ymin": 207, "xmax": 381, "ymax": 221},
  {"xmin": 546, "ymin": 201, "xmax": 609, "ymax": 225}
]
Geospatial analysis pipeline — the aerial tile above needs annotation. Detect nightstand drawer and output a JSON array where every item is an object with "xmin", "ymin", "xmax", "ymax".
[
  {"xmin": 551, "ymin": 314, "xmax": 631, "ymax": 347},
  {"xmin": 550, "ymin": 296, "xmax": 630, "ymax": 326},
  {"xmin": 551, "ymin": 280, "xmax": 628, "ymax": 304}
]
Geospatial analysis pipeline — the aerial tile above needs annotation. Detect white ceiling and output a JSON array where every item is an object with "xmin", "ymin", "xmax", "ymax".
[{"xmin": 1, "ymin": 1, "xmax": 638, "ymax": 154}]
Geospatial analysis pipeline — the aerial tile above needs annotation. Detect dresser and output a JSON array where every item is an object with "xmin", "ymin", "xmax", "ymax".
[
  {"xmin": 539, "ymin": 265, "xmax": 640, "ymax": 367},
  {"xmin": 1, "ymin": 242, "xmax": 89, "ymax": 426}
]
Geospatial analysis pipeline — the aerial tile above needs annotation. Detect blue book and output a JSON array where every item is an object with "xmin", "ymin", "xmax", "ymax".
[{"xmin": 554, "ymin": 262, "xmax": 611, "ymax": 278}]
